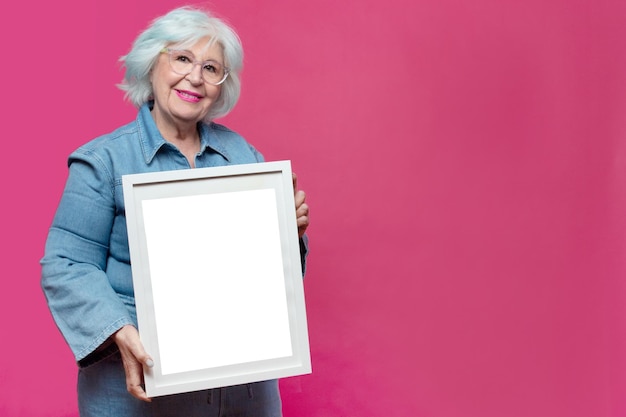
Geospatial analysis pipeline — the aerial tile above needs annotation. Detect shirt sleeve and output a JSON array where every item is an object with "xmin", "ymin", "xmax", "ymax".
[
  {"xmin": 40, "ymin": 151, "xmax": 134, "ymax": 364},
  {"xmin": 248, "ymin": 142, "xmax": 265, "ymax": 163}
]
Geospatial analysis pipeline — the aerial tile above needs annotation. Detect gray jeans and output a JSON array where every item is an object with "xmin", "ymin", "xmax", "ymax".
[{"xmin": 78, "ymin": 352, "xmax": 282, "ymax": 417}]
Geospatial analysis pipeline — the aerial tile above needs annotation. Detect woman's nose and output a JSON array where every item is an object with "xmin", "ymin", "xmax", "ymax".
[{"xmin": 186, "ymin": 64, "xmax": 204, "ymax": 84}]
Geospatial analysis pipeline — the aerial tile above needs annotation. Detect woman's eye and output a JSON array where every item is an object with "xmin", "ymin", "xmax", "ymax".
[
  {"xmin": 175, "ymin": 54, "xmax": 192, "ymax": 63},
  {"xmin": 203, "ymin": 63, "xmax": 218, "ymax": 73}
]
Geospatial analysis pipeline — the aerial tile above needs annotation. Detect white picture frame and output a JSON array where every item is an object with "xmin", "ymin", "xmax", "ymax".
[{"xmin": 122, "ymin": 160, "xmax": 311, "ymax": 397}]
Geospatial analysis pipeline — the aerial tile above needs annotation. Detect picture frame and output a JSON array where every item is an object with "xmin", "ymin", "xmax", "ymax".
[{"xmin": 122, "ymin": 160, "xmax": 311, "ymax": 397}]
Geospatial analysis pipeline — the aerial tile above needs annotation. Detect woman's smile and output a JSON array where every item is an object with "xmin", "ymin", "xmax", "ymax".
[{"xmin": 175, "ymin": 89, "xmax": 203, "ymax": 103}]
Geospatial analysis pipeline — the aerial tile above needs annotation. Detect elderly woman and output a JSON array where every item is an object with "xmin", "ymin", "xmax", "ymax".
[{"xmin": 41, "ymin": 6, "xmax": 309, "ymax": 417}]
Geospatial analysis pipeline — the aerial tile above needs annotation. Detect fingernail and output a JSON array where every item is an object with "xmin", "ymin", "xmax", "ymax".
[{"xmin": 146, "ymin": 359, "xmax": 154, "ymax": 368}]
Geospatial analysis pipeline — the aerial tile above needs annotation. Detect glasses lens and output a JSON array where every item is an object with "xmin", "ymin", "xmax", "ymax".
[
  {"xmin": 200, "ymin": 61, "xmax": 226, "ymax": 84},
  {"xmin": 168, "ymin": 50, "xmax": 229, "ymax": 85},
  {"xmin": 168, "ymin": 50, "xmax": 192, "ymax": 74}
]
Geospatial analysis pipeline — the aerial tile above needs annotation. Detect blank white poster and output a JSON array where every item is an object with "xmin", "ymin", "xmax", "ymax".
[{"xmin": 141, "ymin": 188, "xmax": 293, "ymax": 376}]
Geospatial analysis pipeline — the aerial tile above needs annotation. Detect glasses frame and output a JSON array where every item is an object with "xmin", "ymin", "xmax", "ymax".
[{"xmin": 160, "ymin": 48, "xmax": 230, "ymax": 86}]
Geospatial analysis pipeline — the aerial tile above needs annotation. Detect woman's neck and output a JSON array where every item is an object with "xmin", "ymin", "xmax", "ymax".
[{"xmin": 152, "ymin": 111, "xmax": 201, "ymax": 168}]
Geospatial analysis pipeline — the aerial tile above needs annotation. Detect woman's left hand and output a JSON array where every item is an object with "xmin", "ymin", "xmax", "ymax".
[
  {"xmin": 113, "ymin": 325, "xmax": 154, "ymax": 402},
  {"xmin": 293, "ymin": 173, "xmax": 309, "ymax": 238}
]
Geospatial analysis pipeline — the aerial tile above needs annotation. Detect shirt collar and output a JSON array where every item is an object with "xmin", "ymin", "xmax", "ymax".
[{"xmin": 137, "ymin": 102, "xmax": 231, "ymax": 164}]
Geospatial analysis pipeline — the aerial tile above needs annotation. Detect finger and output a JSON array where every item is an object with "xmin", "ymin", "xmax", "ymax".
[
  {"xmin": 122, "ymin": 357, "xmax": 152, "ymax": 402},
  {"xmin": 297, "ymin": 204, "xmax": 310, "ymax": 236},
  {"xmin": 292, "ymin": 172, "xmax": 298, "ymax": 192},
  {"xmin": 296, "ymin": 202, "xmax": 309, "ymax": 219},
  {"xmin": 298, "ymin": 221, "xmax": 309, "ymax": 237},
  {"xmin": 294, "ymin": 190, "xmax": 306, "ymax": 208},
  {"xmin": 118, "ymin": 341, "xmax": 152, "ymax": 402},
  {"xmin": 297, "ymin": 216, "xmax": 309, "ymax": 230},
  {"xmin": 114, "ymin": 325, "xmax": 153, "ymax": 402}
]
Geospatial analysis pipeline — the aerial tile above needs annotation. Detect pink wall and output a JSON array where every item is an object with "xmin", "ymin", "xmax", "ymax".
[{"xmin": 2, "ymin": 0, "xmax": 626, "ymax": 416}]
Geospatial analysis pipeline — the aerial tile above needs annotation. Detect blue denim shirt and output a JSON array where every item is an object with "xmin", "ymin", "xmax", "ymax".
[{"xmin": 41, "ymin": 103, "xmax": 306, "ymax": 366}]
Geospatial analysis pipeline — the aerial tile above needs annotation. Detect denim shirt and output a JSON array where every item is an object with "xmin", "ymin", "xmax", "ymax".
[{"xmin": 41, "ymin": 103, "xmax": 307, "ymax": 366}]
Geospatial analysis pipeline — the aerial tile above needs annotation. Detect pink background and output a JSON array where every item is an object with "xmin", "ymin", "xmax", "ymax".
[{"xmin": 2, "ymin": 0, "xmax": 626, "ymax": 416}]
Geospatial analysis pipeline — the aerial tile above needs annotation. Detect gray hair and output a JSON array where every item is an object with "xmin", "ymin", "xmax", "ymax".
[{"xmin": 118, "ymin": 6, "xmax": 243, "ymax": 121}]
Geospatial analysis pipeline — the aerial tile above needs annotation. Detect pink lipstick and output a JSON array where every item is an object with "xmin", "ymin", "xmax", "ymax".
[{"xmin": 175, "ymin": 89, "xmax": 202, "ymax": 103}]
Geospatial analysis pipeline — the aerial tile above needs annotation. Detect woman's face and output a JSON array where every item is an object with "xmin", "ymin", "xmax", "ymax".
[{"xmin": 150, "ymin": 37, "xmax": 224, "ymax": 131}]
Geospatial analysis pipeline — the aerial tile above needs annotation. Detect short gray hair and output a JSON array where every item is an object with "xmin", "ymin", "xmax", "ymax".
[{"xmin": 118, "ymin": 6, "xmax": 243, "ymax": 121}]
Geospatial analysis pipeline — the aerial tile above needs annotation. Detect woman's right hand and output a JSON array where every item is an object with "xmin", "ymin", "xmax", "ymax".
[{"xmin": 113, "ymin": 325, "xmax": 154, "ymax": 402}]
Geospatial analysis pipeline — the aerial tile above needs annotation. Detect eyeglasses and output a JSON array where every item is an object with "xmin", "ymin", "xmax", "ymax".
[{"xmin": 160, "ymin": 48, "xmax": 230, "ymax": 85}]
